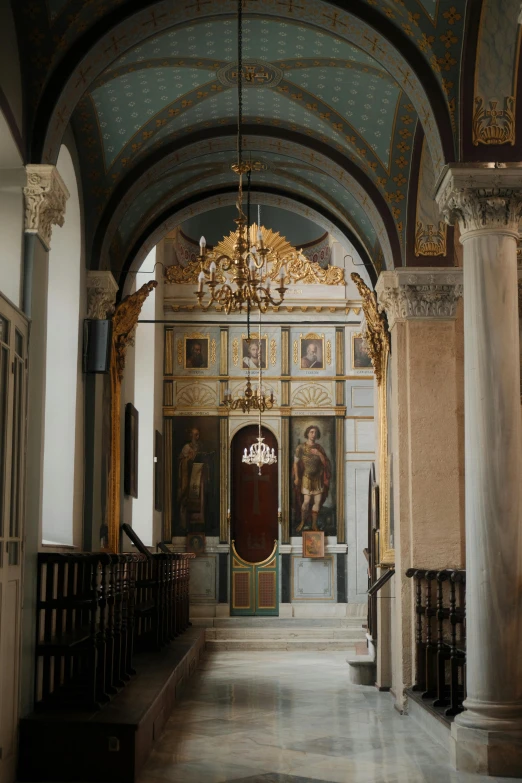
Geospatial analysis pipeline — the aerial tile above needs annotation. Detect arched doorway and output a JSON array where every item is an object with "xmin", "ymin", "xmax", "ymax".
[{"xmin": 230, "ymin": 424, "xmax": 279, "ymax": 616}]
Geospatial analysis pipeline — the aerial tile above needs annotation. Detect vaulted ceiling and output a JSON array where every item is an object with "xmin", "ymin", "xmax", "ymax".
[{"xmin": 13, "ymin": 0, "xmax": 520, "ymax": 286}]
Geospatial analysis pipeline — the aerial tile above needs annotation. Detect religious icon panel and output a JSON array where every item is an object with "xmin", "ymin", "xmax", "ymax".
[
  {"xmin": 300, "ymin": 335, "xmax": 324, "ymax": 369},
  {"xmin": 352, "ymin": 334, "xmax": 372, "ymax": 369},
  {"xmin": 184, "ymin": 336, "xmax": 209, "ymax": 369},
  {"xmin": 241, "ymin": 336, "xmax": 267, "ymax": 369},
  {"xmin": 171, "ymin": 416, "xmax": 220, "ymax": 537},
  {"xmin": 290, "ymin": 417, "xmax": 336, "ymax": 536}
]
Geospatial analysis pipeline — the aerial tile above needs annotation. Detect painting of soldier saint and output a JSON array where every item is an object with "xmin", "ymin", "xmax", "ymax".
[
  {"xmin": 242, "ymin": 337, "xmax": 267, "ymax": 369},
  {"xmin": 300, "ymin": 337, "xmax": 324, "ymax": 369},
  {"xmin": 172, "ymin": 417, "xmax": 220, "ymax": 537},
  {"xmin": 291, "ymin": 418, "xmax": 336, "ymax": 536},
  {"xmin": 185, "ymin": 337, "xmax": 209, "ymax": 369},
  {"xmin": 352, "ymin": 334, "xmax": 372, "ymax": 369}
]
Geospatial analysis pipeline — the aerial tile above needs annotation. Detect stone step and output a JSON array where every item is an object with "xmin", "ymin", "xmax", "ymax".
[
  {"xmin": 211, "ymin": 617, "xmax": 365, "ymax": 629},
  {"xmin": 205, "ymin": 638, "xmax": 359, "ymax": 652},
  {"xmin": 205, "ymin": 627, "xmax": 364, "ymax": 640}
]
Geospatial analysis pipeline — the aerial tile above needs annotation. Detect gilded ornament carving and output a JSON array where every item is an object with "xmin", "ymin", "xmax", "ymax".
[
  {"xmin": 24, "ymin": 164, "xmax": 70, "ymax": 251},
  {"xmin": 472, "ymin": 96, "xmax": 515, "ymax": 146},
  {"xmin": 107, "ymin": 280, "xmax": 157, "ymax": 554},
  {"xmin": 232, "ymin": 338, "xmax": 239, "ymax": 366},
  {"xmin": 270, "ymin": 338, "xmax": 277, "ymax": 366},
  {"xmin": 176, "ymin": 384, "xmax": 216, "ymax": 408},
  {"xmin": 293, "ymin": 340, "xmax": 298, "ymax": 365},
  {"xmin": 86, "ymin": 271, "xmax": 118, "ymax": 319},
  {"xmin": 210, "ymin": 338, "xmax": 217, "ymax": 365},
  {"xmin": 292, "ymin": 384, "xmax": 332, "ymax": 408},
  {"xmin": 414, "ymin": 221, "xmax": 447, "ymax": 257},
  {"xmin": 375, "ymin": 270, "xmax": 462, "ymax": 330},
  {"xmin": 351, "ymin": 273, "xmax": 390, "ymax": 386},
  {"xmin": 436, "ymin": 166, "xmax": 522, "ymax": 238},
  {"xmin": 177, "ymin": 339, "xmax": 183, "ymax": 366},
  {"xmin": 326, "ymin": 340, "xmax": 332, "ymax": 366},
  {"xmin": 164, "ymin": 224, "xmax": 344, "ymax": 289}
]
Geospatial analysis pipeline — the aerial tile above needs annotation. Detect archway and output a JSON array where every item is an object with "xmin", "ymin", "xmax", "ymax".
[{"xmin": 230, "ymin": 424, "xmax": 279, "ymax": 616}]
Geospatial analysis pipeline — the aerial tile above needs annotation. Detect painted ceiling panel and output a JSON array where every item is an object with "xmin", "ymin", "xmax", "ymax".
[
  {"xmin": 142, "ymin": 86, "xmax": 370, "ymax": 167},
  {"xmin": 92, "ymin": 67, "xmax": 217, "ymax": 167},
  {"xmin": 112, "ymin": 18, "xmax": 384, "ymax": 71},
  {"xmin": 283, "ymin": 66, "xmax": 400, "ymax": 167}
]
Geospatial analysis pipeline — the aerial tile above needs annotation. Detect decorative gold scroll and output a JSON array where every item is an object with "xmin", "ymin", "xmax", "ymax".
[
  {"xmin": 164, "ymin": 224, "xmax": 345, "ymax": 287},
  {"xmin": 108, "ymin": 281, "xmax": 157, "ymax": 553},
  {"xmin": 472, "ymin": 96, "xmax": 515, "ymax": 146},
  {"xmin": 351, "ymin": 272, "xmax": 393, "ymax": 565},
  {"xmin": 414, "ymin": 221, "xmax": 447, "ymax": 257}
]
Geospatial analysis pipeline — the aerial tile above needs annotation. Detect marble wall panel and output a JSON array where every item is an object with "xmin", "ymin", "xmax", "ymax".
[
  {"xmin": 345, "ymin": 462, "xmax": 373, "ymax": 603},
  {"xmin": 189, "ymin": 555, "xmax": 217, "ymax": 603},
  {"xmin": 355, "ymin": 419, "xmax": 375, "ymax": 453},
  {"xmin": 350, "ymin": 384, "xmax": 374, "ymax": 410},
  {"xmin": 291, "ymin": 555, "xmax": 335, "ymax": 601}
]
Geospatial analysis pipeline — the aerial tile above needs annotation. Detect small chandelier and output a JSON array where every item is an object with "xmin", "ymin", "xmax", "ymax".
[
  {"xmin": 243, "ymin": 435, "xmax": 277, "ymax": 472},
  {"xmin": 224, "ymin": 377, "xmax": 274, "ymax": 413},
  {"xmin": 195, "ymin": 0, "xmax": 289, "ymax": 315}
]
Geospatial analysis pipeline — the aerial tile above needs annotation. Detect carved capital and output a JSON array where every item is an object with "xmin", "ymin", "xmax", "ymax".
[
  {"xmin": 23, "ymin": 165, "xmax": 70, "ymax": 250},
  {"xmin": 436, "ymin": 164, "xmax": 522, "ymax": 240},
  {"xmin": 376, "ymin": 268, "xmax": 463, "ymax": 330},
  {"xmin": 86, "ymin": 271, "xmax": 119, "ymax": 319}
]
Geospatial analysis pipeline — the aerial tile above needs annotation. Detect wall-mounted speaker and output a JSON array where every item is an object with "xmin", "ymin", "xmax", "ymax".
[{"xmin": 83, "ymin": 319, "xmax": 112, "ymax": 373}]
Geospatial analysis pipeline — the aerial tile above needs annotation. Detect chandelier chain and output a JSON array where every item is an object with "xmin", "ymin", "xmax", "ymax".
[{"xmin": 237, "ymin": 0, "xmax": 243, "ymax": 173}]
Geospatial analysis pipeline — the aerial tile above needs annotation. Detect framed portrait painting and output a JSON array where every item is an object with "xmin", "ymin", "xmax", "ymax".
[
  {"xmin": 186, "ymin": 533, "xmax": 206, "ymax": 555},
  {"xmin": 241, "ymin": 336, "xmax": 267, "ymax": 369},
  {"xmin": 124, "ymin": 403, "xmax": 139, "ymax": 498},
  {"xmin": 352, "ymin": 333, "xmax": 372, "ymax": 370},
  {"xmin": 303, "ymin": 530, "xmax": 325, "ymax": 558},
  {"xmin": 300, "ymin": 335, "xmax": 324, "ymax": 369},
  {"xmin": 184, "ymin": 336, "xmax": 209, "ymax": 369}
]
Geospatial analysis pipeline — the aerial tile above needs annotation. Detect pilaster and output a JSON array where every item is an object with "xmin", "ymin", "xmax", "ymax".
[
  {"xmin": 376, "ymin": 267, "xmax": 464, "ymax": 711},
  {"xmin": 23, "ymin": 165, "xmax": 69, "ymax": 251}
]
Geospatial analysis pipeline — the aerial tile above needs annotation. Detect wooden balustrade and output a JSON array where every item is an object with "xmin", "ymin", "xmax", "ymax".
[
  {"xmin": 406, "ymin": 568, "xmax": 466, "ymax": 718},
  {"xmin": 35, "ymin": 551, "xmax": 194, "ymax": 712}
]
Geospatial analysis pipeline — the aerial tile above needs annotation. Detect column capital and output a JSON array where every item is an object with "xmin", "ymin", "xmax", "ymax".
[
  {"xmin": 435, "ymin": 163, "xmax": 522, "ymax": 240},
  {"xmin": 376, "ymin": 268, "xmax": 463, "ymax": 329},
  {"xmin": 23, "ymin": 164, "xmax": 70, "ymax": 251},
  {"xmin": 86, "ymin": 270, "xmax": 119, "ymax": 319}
]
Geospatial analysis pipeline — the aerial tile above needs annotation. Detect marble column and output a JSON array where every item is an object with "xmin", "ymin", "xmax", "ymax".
[
  {"xmin": 436, "ymin": 165, "xmax": 522, "ymax": 776},
  {"xmin": 376, "ymin": 268, "xmax": 465, "ymax": 707}
]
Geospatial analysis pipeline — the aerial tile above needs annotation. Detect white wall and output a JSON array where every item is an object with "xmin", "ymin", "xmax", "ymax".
[
  {"xmin": 132, "ymin": 249, "xmax": 157, "ymax": 546},
  {"xmin": 41, "ymin": 145, "xmax": 82, "ymax": 546}
]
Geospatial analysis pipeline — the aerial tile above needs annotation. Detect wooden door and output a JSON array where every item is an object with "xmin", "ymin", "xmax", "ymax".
[
  {"xmin": 231, "ymin": 425, "xmax": 278, "ymax": 615},
  {"xmin": 0, "ymin": 296, "xmax": 27, "ymax": 783}
]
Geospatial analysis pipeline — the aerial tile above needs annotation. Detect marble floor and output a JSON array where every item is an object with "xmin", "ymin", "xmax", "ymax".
[{"xmin": 139, "ymin": 651, "xmax": 521, "ymax": 783}]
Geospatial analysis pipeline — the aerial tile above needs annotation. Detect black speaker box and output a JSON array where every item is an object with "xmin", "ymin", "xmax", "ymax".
[{"xmin": 83, "ymin": 319, "xmax": 112, "ymax": 373}]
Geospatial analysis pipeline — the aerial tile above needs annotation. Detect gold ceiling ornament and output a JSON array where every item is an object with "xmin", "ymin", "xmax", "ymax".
[
  {"xmin": 164, "ymin": 225, "xmax": 345, "ymax": 289},
  {"xmin": 414, "ymin": 220, "xmax": 447, "ymax": 257},
  {"xmin": 472, "ymin": 96, "xmax": 515, "ymax": 146},
  {"xmin": 108, "ymin": 280, "xmax": 157, "ymax": 554},
  {"xmin": 350, "ymin": 273, "xmax": 390, "ymax": 387}
]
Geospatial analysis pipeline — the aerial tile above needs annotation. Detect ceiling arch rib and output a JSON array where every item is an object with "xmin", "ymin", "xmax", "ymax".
[
  {"xmin": 33, "ymin": 1, "xmax": 452, "ymax": 172},
  {"xmin": 115, "ymin": 158, "xmax": 378, "ymax": 269},
  {"xmin": 121, "ymin": 186, "xmax": 377, "ymax": 290},
  {"xmin": 96, "ymin": 131, "xmax": 396, "ymax": 275}
]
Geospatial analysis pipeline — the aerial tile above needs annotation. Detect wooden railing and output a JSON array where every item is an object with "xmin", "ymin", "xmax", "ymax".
[
  {"xmin": 35, "ymin": 551, "xmax": 193, "ymax": 711},
  {"xmin": 406, "ymin": 568, "xmax": 466, "ymax": 717}
]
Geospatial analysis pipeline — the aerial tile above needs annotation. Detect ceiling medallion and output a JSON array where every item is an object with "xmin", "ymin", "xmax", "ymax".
[{"xmin": 218, "ymin": 60, "xmax": 283, "ymax": 90}]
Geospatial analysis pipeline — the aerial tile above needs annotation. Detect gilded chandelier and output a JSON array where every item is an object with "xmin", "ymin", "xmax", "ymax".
[
  {"xmin": 224, "ymin": 377, "xmax": 274, "ymax": 414},
  {"xmin": 196, "ymin": 176, "xmax": 288, "ymax": 314}
]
